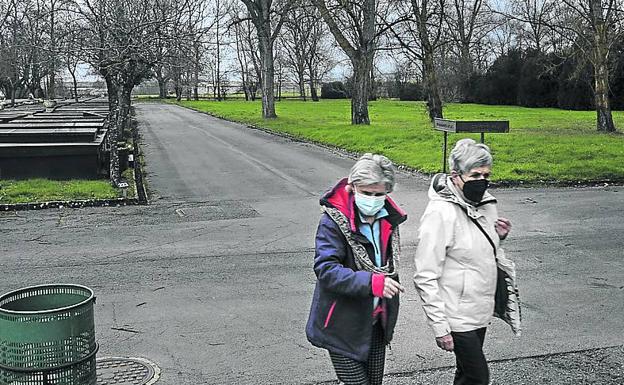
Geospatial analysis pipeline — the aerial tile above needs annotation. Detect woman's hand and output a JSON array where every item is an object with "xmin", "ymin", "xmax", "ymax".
[
  {"xmin": 435, "ymin": 334, "xmax": 454, "ymax": 352},
  {"xmin": 383, "ymin": 278, "xmax": 405, "ymax": 299},
  {"xmin": 495, "ymin": 217, "xmax": 512, "ymax": 240}
]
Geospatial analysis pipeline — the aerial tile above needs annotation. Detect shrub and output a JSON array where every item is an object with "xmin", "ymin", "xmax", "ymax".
[
  {"xmin": 398, "ymin": 82, "xmax": 424, "ymax": 101},
  {"xmin": 321, "ymin": 81, "xmax": 349, "ymax": 99}
]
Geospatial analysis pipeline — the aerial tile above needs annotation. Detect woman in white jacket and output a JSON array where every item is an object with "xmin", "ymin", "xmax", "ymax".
[{"xmin": 413, "ymin": 139, "xmax": 511, "ymax": 385}]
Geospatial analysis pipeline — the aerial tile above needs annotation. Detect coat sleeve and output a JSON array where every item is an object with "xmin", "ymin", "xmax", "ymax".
[
  {"xmin": 314, "ymin": 214, "xmax": 374, "ymax": 298},
  {"xmin": 413, "ymin": 205, "xmax": 453, "ymax": 337}
]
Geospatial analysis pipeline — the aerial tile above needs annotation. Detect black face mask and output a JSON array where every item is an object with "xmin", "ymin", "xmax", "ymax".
[{"xmin": 462, "ymin": 178, "xmax": 489, "ymax": 203}]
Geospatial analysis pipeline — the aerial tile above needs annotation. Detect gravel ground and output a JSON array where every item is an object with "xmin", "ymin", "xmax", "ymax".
[{"xmin": 315, "ymin": 346, "xmax": 624, "ymax": 385}]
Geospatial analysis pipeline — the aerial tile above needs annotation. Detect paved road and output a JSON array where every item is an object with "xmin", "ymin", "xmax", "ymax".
[{"xmin": 1, "ymin": 103, "xmax": 623, "ymax": 384}]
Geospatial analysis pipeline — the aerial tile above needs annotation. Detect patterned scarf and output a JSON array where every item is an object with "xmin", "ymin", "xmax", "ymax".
[{"xmin": 322, "ymin": 206, "xmax": 400, "ymax": 278}]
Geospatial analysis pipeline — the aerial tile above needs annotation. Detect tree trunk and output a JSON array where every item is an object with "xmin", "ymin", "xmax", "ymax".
[
  {"xmin": 49, "ymin": 72, "xmax": 56, "ymax": 100},
  {"xmin": 299, "ymin": 77, "xmax": 306, "ymax": 101},
  {"xmin": 423, "ymin": 51, "xmax": 443, "ymax": 120},
  {"xmin": 159, "ymin": 81, "xmax": 167, "ymax": 98},
  {"xmin": 590, "ymin": 0, "xmax": 616, "ymax": 132},
  {"xmin": 10, "ymin": 84, "xmax": 16, "ymax": 106},
  {"xmin": 157, "ymin": 74, "xmax": 167, "ymax": 98},
  {"xmin": 105, "ymin": 75, "xmax": 118, "ymax": 112},
  {"xmin": 110, "ymin": 84, "xmax": 133, "ymax": 185},
  {"xmin": 110, "ymin": 94, "xmax": 122, "ymax": 184},
  {"xmin": 242, "ymin": 76, "xmax": 250, "ymax": 101},
  {"xmin": 351, "ymin": 54, "xmax": 373, "ymax": 125},
  {"xmin": 259, "ymin": 39, "xmax": 277, "ymax": 118},
  {"xmin": 459, "ymin": 44, "xmax": 473, "ymax": 101},
  {"xmin": 310, "ymin": 78, "xmax": 319, "ymax": 102},
  {"xmin": 309, "ymin": 64, "xmax": 319, "ymax": 101},
  {"xmin": 369, "ymin": 67, "xmax": 377, "ymax": 101},
  {"xmin": 216, "ymin": 37, "xmax": 221, "ymax": 101},
  {"xmin": 119, "ymin": 85, "xmax": 132, "ymax": 134},
  {"xmin": 70, "ymin": 71, "xmax": 78, "ymax": 102},
  {"xmin": 194, "ymin": 42, "xmax": 200, "ymax": 101},
  {"xmin": 175, "ymin": 79, "xmax": 182, "ymax": 102},
  {"xmin": 594, "ymin": 60, "xmax": 615, "ymax": 132},
  {"xmin": 48, "ymin": 4, "xmax": 56, "ymax": 100}
]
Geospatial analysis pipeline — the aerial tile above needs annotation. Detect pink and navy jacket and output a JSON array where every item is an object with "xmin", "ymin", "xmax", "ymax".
[{"xmin": 305, "ymin": 178, "xmax": 407, "ymax": 362}]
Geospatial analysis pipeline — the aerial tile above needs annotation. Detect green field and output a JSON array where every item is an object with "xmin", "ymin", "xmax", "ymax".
[
  {"xmin": 0, "ymin": 179, "xmax": 120, "ymax": 204},
  {"xmin": 174, "ymin": 99, "xmax": 624, "ymax": 184}
]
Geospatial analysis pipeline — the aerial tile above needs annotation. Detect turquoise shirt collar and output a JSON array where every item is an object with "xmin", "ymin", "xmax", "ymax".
[{"xmin": 358, "ymin": 207, "xmax": 389, "ymax": 223}]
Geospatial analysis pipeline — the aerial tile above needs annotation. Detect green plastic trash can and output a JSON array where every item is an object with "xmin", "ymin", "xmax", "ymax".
[{"xmin": 0, "ymin": 284, "xmax": 98, "ymax": 385}]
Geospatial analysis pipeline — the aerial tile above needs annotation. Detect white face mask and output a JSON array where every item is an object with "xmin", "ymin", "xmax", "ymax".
[{"xmin": 354, "ymin": 191, "xmax": 386, "ymax": 216}]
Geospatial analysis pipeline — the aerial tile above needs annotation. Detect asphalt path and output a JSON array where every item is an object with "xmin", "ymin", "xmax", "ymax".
[{"xmin": 1, "ymin": 102, "xmax": 622, "ymax": 384}]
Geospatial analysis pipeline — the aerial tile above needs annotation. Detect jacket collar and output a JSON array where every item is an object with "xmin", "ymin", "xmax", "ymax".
[
  {"xmin": 320, "ymin": 178, "xmax": 407, "ymax": 232},
  {"xmin": 429, "ymin": 173, "xmax": 496, "ymax": 218}
]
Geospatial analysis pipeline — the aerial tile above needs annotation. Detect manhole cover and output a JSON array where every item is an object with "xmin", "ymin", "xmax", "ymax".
[{"xmin": 96, "ymin": 357, "xmax": 160, "ymax": 385}]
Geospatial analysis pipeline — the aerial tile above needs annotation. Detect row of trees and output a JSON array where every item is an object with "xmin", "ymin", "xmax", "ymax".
[
  {"xmin": 0, "ymin": 0, "xmax": 74, "ymax": 102},
  {"xmin": 235, "ymin": 0, "xmax": 624, "ymax": 132},
  {"xmin": 1, "ymin": 0, "xmax": 622, "ymax": 137}
]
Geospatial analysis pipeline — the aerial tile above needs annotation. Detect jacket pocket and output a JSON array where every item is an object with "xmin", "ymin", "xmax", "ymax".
[{"xmin": 324, "ymin": 300, "xmax": 337, "ymax": 329}]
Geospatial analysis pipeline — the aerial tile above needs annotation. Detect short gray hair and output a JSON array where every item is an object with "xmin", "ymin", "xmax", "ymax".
[
  {"xmin": 448, "ymin": 139, "xmax": 493, "ymax": 174},
  {"xmin": 348, "ymin": 153, "xmax": 396, "ymax": 192}
]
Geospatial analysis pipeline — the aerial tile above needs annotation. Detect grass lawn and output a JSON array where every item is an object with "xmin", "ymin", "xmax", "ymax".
[
  {"xmin": 173, "ymin": 98, "xmax": 624, "ymax": 183},
  {"xmin": 0, "ymin": 179, "xmax": 120, "ymax": 204}
]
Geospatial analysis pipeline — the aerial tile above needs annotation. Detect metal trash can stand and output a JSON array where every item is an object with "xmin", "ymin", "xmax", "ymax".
[{"xmin": 0, "ymin": 284, "xmax": 98, "ymax": 385}]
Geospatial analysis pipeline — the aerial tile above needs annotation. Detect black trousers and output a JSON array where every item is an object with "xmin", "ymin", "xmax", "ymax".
[
  {"xmin": 451, "ymin": 327, "xmax": 489, "ymax": 385},
  {"xmin": 328, "ymin": 323, "xmax": 386, "ymax": 385}
]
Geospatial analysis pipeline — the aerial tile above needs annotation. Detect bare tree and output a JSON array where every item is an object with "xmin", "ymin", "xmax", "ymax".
[
  {"xmin": 0, "ymin": 1, "xmax": 12, "ymax": 99},
  {"xmin": 0, "ymin": 0, "xmax": 32, "ymax": 103},
  {"xmin": 490, "ymin": 0, "xmax": 556, "ymax": 53},
  {"xmin": 0, "ymin": 0, "xmax": 70, "ymax": 102},
  {"xmin": 545, "ymin": 0, "xmax": 622, "ymax": 132},
  {"xmin": 240, "ymin": 0, "xmax": 295, "ymax": 119},
  {"xmin": 151, "ymin": 0, "xmax": 177, "ymax": 98},
  {"xmin": 487, "ymin": 14, "xmax": 520, "ymax": 56},
  {"xmin": 511, "ymin": 0, "xmax": 556, "ymax": 52},
  {"xmin": 279, "ymin": 1, "xmax": 334, "ymax": 101},
  {"xmin": 204, "ymin": 0, "xmax": 232, "ymax": 100},
  {"xmin": 43, "ymin": 0, "xmax": 65, "ymax": 99},
  {"xmin": 280, "ymin": 5, "xmax": 312, "ymax": 100},
  {"xmin": 445, "ymin": 0, "xmax": 498, "ymax": 99},
  {"xmin": 386, "ymin": 0, "xmax": 447, "ymax": 120},
  {"xmin": 229, "ymin": 4, "xmax": 261, "ymax": 100},
  {"xmin": 312, "ymin": 0, "xmax": 382, "ymax": 124},
  {"xmin": 81, "ymin": 0, "xmax": 172, "ymax": 184},
  {"xmin": 58, "ymin": 8, "xmax": 83, "ymax": 102},
  {"xmin": 305, "ymin": 17, "xmax": 336, "ymax": 101},
  {"xmin": 0, "ymin": 0, "xmax": 11, "ymax": 29},
  {"xmin": 148, "ymin": 0, "xmax": 210, "ymax": 101},
  {"xmin": 23, "ymin": 1, "xmax": 47, "ymax": 98}
]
